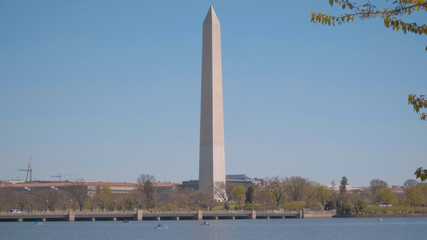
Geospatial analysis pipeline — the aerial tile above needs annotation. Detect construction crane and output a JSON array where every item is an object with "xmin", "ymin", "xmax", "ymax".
[
  {"xmin": 18, "ymin": 156, "xmax": 33, "ymax": 183},
  {"xmin": 51, "ymin": 173, "xmax": 80, "ymax": 182},
  {"xmin": 51, "ymin": 173, "xmax": 64, "ymax": 182}
]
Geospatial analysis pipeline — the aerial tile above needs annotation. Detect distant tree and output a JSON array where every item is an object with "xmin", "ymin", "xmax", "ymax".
[
  {"xmin": 254, "ymin": 189, "xmax": 276, "ymax": 209},
  {"xmin": 37, "ymin": 189, "xmax": 63, "ymax": 211},
  {"xmin": 404, "ymin": 179, "xmax": 419, "ymax": 188},
  {"xmin": 264, "ymin": 176, "xmax": 287, "ymax": 207},
  {"xmin": 213, "ymin": 182, "xmax": 235, "ymax": 209},
  {"xmin": 349, "ymin": 192, "xmax": 366, "ymax": 214},
  {"xmin": 213, "ymin": 182, "xmax": 228, "ymax": 202},
  {"xmin": 336, "ymin": 176, "xmax": 351, "ymax": 215},
  {"xmin": 245, "ymin": 186, "xmax": 255, "ymax": 204},
  {"xmin": 0, "ymin": 188, "xmax": 14, "ymax": 211},
  {"xmin": 124, "ymin": 188, "xmax": 144, "ymax": 210},
  {"xmin": 336, "ymin": 193, "xmax": 351, "ymax": 215},
  {"xmin": 137, "ymin": 174, "xmax": 156, "ymax": 209},
  {"xmin": 311, "ymin": 1, "xmax": 427, "ymax": 50},
  {"xmin": 123, "ymin": 197, "xmax": 135, "ymax": 210},
  {"xmin": 339, "ymin": 176, "xmax": 348, "ymax": 193},
  {"xmin": 196, "ymin": 188, "xmax": 217, "ymax": 210},
  {"xmin": 165, "ymin": 190, "xmax": 190, "ymax": 208},
  {"xmin": 417, "ymin": 183, "xmax": 427, "ymax": 205},
  {"xmin": 370, "ymin": 178, "xmax": 388, "ymax": 191},
  {"xmin": 312, "ymin": 185, "xmax": 332, "ymax": 209},
  {"xmin": 231, "ymin": 185, "xmax": 246, "ymax": 209},
  {"xmin": 324, "ymin": 193, "xmax": 337, "ymax": 210},
  {"xmin": 405, "ymin": 186, "xmax": 424, "ymax": 209},
  {"xmin": 336, "ymin": 200, "xmax": 352, "ymax": 215},
  {"xmin": 374, "ymin": 187, "xmax": 397, "ymax": 205},
  {"xmin": 66, "ymin": 179, "xmax": 89, "ymax": 211},
  {"xmin": 93, "ymin": 186, "xmax": 114, "ymax": 211},
  {"xmin": 137, "ymin": 174, "xmax": 156, "ymax": 185},
  {"xmin": 8, "ymin": 191, "xmax": 32, "ymax": 212},
  {"xmin": 286, "ymin": 176, "xmax": 315, "ymax": 202},
  {"xmin": 279, "ymin": 201, "xmax": 305, "ymax": 211},
  {"xmin": 354, "ymin": 199, "xmax": 366, "ymax": 214},
  {"xmin": 144, "ymin": 185, "xmax": 155, "ymax": 208}
]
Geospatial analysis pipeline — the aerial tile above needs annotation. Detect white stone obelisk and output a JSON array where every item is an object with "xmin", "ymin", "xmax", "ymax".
[{"xmin": 199, "ymin": 6, "xmax": 226, "ymax": 200}]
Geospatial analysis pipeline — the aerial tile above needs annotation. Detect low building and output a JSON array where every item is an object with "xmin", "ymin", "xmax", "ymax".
[
  {"xmin": 182, "ymin": 174, "xmax": 262, "ymax": 188},
  {"xmin": 0, "ymin": 181, "xmax": 181, "ymax": 195},
  {"xmin": 226, "ymin": 174, "xmax": 262, "ymax": 186}
]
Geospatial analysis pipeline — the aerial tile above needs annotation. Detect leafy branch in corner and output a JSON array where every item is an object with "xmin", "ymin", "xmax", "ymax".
[
  {"xmin": 414, "ymin": 167, "xmax": 427, "ymax": 181},
  {"xmin": 408, "ymin": 94, "xmax": 427, "ymax": 120},
  {"xmin": 311, "ymin": 0, "xmax": 427, "ymax": 50}
]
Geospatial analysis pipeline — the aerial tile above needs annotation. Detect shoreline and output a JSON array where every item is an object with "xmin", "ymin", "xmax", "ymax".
[{"xmin": 333, "ymin": 214, "xmax": 427, "ymax": 218}]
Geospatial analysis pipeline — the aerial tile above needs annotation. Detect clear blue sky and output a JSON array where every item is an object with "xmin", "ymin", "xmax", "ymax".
[{"xmin": 1, "ymin": 0, "xmax": 426, "ymax": 186}]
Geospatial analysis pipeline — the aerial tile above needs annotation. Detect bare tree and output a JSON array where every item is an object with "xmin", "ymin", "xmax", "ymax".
[
  {"xmin": 213, "ymin": 182, "xmax": 235, "ymax": 209},
  {"xmin": 136, "ymin": 174, "xmax": 156, "ymax": 209},
  {"xmin": 285, "ymin": 176, "xmax": 315, "ymax": 202},
  {"xmin": 92, "ymin": 186, "xmax": 114, "ymax": 211},
  {"xmin": 213, "ymin": 182, "xmax": 228, "ymax": 202},
  {"xmin": 66, "ymin": 179, "xmax": 88, "ymax": 211},
  {"xmin": 0, "ymin": 188, "xmax": 15, "ymax": 211},
  {"xmin": 370, "ymin": 178, "xmax": 388, "ymax": 191},
  {"xmin": 36, "ymin": 189, "xmax": 63, "ymax": 211},
  {"xmin": 404, "ymin": 179, "xmax": 418, "ymax": 188},
  {"xmin": 264, "ymin": 176, "xmax": 287, "ymax": 207},
  {"xmin": 196, "ymin": 188, "xmax": 217, "ymax": 210}
]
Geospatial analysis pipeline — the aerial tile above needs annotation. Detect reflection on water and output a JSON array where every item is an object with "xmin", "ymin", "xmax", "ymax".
[{"xmin": 1, "ymin": 217, "xmax": 426, "ymax": 240}]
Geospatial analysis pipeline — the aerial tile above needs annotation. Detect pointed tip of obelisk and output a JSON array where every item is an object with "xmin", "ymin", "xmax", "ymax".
[{"xmin": 204, "ymin": 5, "xmax": 219, "ymax": 24}]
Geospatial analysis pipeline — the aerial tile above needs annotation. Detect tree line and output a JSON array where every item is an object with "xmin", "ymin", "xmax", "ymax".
[{"xmin": 1, "ymin": 175, "xmax": 426, "ymax": 215}]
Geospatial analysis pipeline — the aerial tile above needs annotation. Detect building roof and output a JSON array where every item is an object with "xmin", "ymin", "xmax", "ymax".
[{"xmin": 0, "ymin": 181, "xmax": 181, "ymax": 188}]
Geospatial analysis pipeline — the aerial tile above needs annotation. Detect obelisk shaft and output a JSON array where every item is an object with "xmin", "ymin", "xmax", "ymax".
[{"xmin": 199, "ymin": 6, "xmax": 226, "ymax": 199}]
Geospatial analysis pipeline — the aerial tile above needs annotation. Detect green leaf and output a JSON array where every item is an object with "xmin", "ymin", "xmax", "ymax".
[{"xmin": 384, "ymin": 18, "xmax": 390, "ymax": 28}]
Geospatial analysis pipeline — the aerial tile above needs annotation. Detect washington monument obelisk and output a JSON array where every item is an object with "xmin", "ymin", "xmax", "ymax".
[{"xmin": 199, "ymin": 6, "xmax": 226, "ymax": 199}]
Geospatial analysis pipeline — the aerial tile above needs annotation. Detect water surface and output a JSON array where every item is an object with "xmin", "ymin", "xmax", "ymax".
[{"xmin": 1, "ymin": 217, "xmax": 426, "ymax": 240}]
